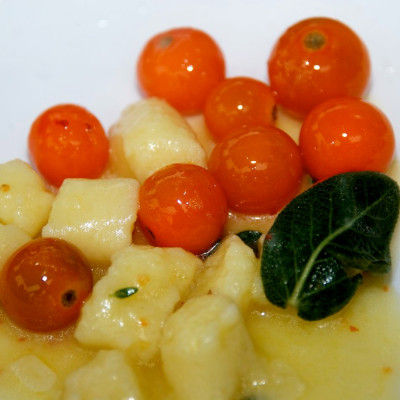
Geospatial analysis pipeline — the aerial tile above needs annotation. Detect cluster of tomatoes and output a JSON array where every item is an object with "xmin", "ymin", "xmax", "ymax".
[
  {"xmin": 0, "ymin": 17, "xmax": 396, "ymax": 332},
  {"xmin": 135, "ymin": 18, "xmax": 394, "ymax": 253}
]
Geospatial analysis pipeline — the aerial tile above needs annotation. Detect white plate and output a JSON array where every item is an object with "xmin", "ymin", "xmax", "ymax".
[
  {"xmin": 0, "ymin": 2, "xmax": 399, "ymax": 290},
  {"xmin": 0, "ymin": 0, "xmax": 399, "ymax": 397}
]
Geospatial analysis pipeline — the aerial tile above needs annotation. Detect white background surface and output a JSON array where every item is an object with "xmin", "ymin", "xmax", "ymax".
[
  {"xmin": 1, "ymin": 0, "xmax": 399, "ymax": 161},
  {"xmin": 0, "ymin": 0, "xmax": 399, "ymax": 284}
]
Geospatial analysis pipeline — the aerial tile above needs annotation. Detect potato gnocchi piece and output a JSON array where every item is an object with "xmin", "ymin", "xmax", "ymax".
[
  {"xmin": 62, "ymin": 350, "xmax": 144, "ymax": 400},
  {"xmin": 109, "ymin": 97, "xmax": 207, "ymax": 183},
  {"xmin": 42, "ymin": 178, "xmax": 139, "ymax": 268},
  {"xmin": 190, "ymin": 234, "xmax": 258, "ymax": 311},
  {"xmin": 74, "ymin": 245, "xmax": 201, "ymax": 363},
  {"xmin": 0, "ymin": 159, "xmax": 54, "ymax": 237},
  {"xmin": 161, "ymin": 294, "xmax": 256, "ymax": 400},
  {"xmin": 251, "ymin": 268, "xmax": 270, "ymax": 305},
  {"xmin": 0, "ymin": 224, "xmax": 30, "ymax": 271}
]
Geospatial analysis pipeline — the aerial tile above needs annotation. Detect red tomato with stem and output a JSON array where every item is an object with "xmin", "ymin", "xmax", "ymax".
[
  {"xmin": 28, "ymin": 104, "xmax": 109, "ymax": 187},
  {"xmin": 268, "ymin": 17, "xmax": 370, "ymax": 117},
  {"xmin": 208, "ymin": 126, "xmax": 304, "ymax": 215},
  {"xmin": 137, "ymin": 27, "xmax": 225, "ymax": 114},
  {"xmin": 0, "ymin": 237, "xmax": 93, "ymax": 332},
  {"xmin": 204, "ymin": 76, "xmax": 276, "ymax": 141},
  {"xmin": 299, "ymin": 97, "xmax": 395, "ymax": 181},
  {"xmin": 138, "ymin": 163, "xmax": 228, "ymax": 254}
]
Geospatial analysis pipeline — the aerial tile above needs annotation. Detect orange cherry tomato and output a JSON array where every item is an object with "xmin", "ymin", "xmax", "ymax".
[
  {"xmin": 28, "ymin": 104, "xmax": 109, "ymax": 187},
  {"xmin": 137, "ymin": 27, "xmax": 225, "ymax": 114},
  {"xmin": 208, "ymin": 126, "xmax": 303, "ymax": 215},
  {"xmin": 299, "ymin": 97, "xmax": 395, "ymax": 181},
  {"xmin": 268, "ymin": 17, "xmax": 370, "ymax": 117},
  {"xmin": 204, "ymin": 76, "xmax": 276, "ymax": 141},
  {"xmin": 138, "ymin": 163, "xmax": 227, "ymax": 254},
  {"xmin": 0, "ymin": 238, "xmax": 93, "ymax": 332}
]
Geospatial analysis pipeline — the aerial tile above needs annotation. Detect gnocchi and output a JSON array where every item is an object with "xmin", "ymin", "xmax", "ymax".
[
  {"xmin": 108, "ymin": 98, "xmax": 207, "ymax": 183},
  {"xmin": 74, "ymin": 245, "xmax": 201, "ymax": 363},
  {"xmin": 0, "ymin": 159, "xmax": 54, "ymax": 237},
  {"xmin": 42, "ymin": 178, "xmax": 139, "ymax": 267}
]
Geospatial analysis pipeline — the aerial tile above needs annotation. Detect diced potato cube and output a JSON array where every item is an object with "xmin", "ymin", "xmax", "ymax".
[
  {"xmin": 251, "ymin": 267, "xmax": 270, "ymax": 305},
  {"xmin": 10, "ymin": 354, "xmax": 57, "ymax": 393},
  {"xmin": 107, "ymin": 130, "xmax": 135, "ymax": 178},
  {"xmin": 62, "ymin": 350, "xmax": 144, "ymax": 400},
  {"xmin": 109, "ymin": 98, "xmax": 207, "ymax": 183},
  {"xmin": 185, "ymin": 114, "xmax": 216, "ymax": 157},
  {"xmin": 190, "ymin": 234, "xmax": 258, "ymax": 311},
  {"xmin": 42, "ymin": 178, "xmax": 138, "ymax": 267},
  {"xmin": 0, "ymin": 224, "xmax": 30, "ymax": 272},
  {"xmin": 161, "ymin": 295, "xmax": 252, "ymax": 400},
  {"xmin": 0, "ymin": 159, "xmax": 54, "ymax": 237},
  {"xmin": 74, "ymin": 245, "xmax": 201, "ymax": 363}
]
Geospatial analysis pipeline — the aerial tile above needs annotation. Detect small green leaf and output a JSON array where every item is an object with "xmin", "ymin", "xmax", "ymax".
[
  {"xmin": 236, "ymin": 230, "xmax": 262, "ymax": 257},
  {"xmin": 111, "ymin": 287, "xmax": 139, "ymax": 299},
  {"xmin": 261, "ymin": 171, "xmax": 400, "ymax": 321}
]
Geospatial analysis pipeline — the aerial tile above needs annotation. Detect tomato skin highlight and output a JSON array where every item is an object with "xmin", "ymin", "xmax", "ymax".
[
  {"xmin": 268, "ymin": 17, "xmax": 370, "ymax": 117},
  {"xmin": 0, "ymin": 238, "xmax": 93, "ymax": 332},
  {"xmin": 204, "ymin": 76, "xmax": 276, "ymax": 141},
  {"xmin": 28, "ymin": 104, "xmax": 109, "ymax": 187},
  {"xmin": 137, "ymin": 27, "xmax": 225, "ymax": 114},
  {"xmin": 208, "ymin": 126, "xmax": 304, "ymax": 215},
  {"xmin": 299, "ymin": 97, "xmax": 395, "ymax": 181},
  {"xmin": 138, "ymin": 163, "xmax": 228, "ymax": 254}
]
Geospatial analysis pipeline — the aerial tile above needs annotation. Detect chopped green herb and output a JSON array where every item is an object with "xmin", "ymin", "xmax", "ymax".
[
  {"xmin": 111, "ymin": 287, "xmax": 139, "ymax": 299},
  {"xmin": 261, "ymin": 171, "xmax": 400, "ymax": 321}
]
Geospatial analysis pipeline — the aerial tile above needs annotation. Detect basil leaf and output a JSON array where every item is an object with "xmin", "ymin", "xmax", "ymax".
[
  {"xmin": 261, "ymin": 171, "xmax": 400, "ymax": 321},
  {"xmin": 111, "ymin": 287, "xmax": 139, "ymax": 299}
]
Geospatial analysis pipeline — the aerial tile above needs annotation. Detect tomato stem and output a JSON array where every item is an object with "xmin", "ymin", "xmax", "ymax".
[{"xmin": 303, "ymin": 32, "xmax": 326, "ymax": 50}]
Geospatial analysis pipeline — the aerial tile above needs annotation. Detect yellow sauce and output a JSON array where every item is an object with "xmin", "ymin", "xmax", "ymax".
[
  {"xmin": 247, "ymin": 275, "xmax": 400, "ymax": 400},
  {"xmin": 0, "ymin": 273, "xmax": 399, "ymax": 399}
]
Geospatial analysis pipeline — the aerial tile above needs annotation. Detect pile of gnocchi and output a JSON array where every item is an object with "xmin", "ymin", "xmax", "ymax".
[{"xmin": 0, "ymin": 97, "xmax": 283, "ymax": 399}]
